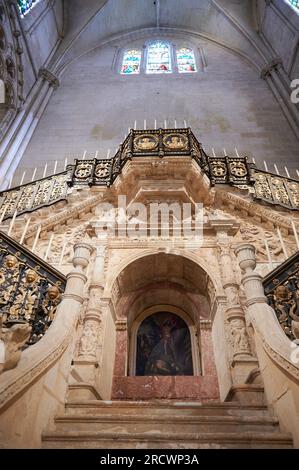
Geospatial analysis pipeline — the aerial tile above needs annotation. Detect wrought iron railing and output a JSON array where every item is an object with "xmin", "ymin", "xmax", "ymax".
[
  {"xmin": 0, "ymin": 129, "xmax": 299, "ymax": 219},
  {"xmin": 263, "ymin": 251, "xmax": 299, "ymax": 341},
  {"xmin": 0, "ymin": 171, "xmax": 69, "ymax": 221},
  {"xmin": 0, "ymin": 231, "xmax": 66, "ymax": 348}
]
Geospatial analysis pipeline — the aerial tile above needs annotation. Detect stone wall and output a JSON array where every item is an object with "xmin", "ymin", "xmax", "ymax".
[{"xmin": 13, "ymin": 36, "xmax": 299, "ymax": 184}]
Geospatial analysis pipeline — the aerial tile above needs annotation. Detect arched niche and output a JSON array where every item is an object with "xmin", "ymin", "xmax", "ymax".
[{"xmin": 106, "ymin": 253, "xmax": 219, "ymax": 401}]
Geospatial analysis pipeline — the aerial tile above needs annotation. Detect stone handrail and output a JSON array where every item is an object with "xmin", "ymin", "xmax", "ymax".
[{"xmin": 0, "ymin": 242, "xmax": 93, "ymax": 412}]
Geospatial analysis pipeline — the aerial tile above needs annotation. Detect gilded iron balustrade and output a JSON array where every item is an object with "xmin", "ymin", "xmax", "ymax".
[
  {"xmin": 263, "ymin": 251, "xmax": 299, "ymax": 341},
  {"xmin": 0, "ymin": 231, "xmax": 66, "ymax": 348},
  {"xmin": 1, "ymin": 129, "xmax": 299, "ymax": 217},
  {"xmin": 253, "ymin": 169, "xmax": 299, "ymax": 210},
  {"xmin": 0, "ymin": 171, "xmax": 69, "ymax": 221}
]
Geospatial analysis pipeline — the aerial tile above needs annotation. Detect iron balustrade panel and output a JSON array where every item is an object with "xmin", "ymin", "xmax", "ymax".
[
  {"xmin": 263, "ymin": 251, "xmax": 299, "ymax": 341},
  {"xmin": 0, "ymin": 231, "xmax": 66, "ymax": 348},
  {"xmin": 0, "ymin": 171, "xmax": 69, "ymax": 221}
]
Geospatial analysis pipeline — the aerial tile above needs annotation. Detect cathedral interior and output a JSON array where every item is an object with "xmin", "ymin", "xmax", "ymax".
[{"xmin": 0, "ymin": 0, "xmax": 299, "ymax": 450}]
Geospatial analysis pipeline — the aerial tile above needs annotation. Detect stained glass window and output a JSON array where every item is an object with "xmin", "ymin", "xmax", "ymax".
[
  {"xmin": 146, "ymin": 41, "xmax": 172, "ymax": 74},
  {"xmin": 176, "ymin": 48, "xmax": 197, "ymax": 73},
  {"xmin": 289, "ymin": 0, "xmax": 299, "ymax": 9},
  {"xmin": 18, "ymin": 0, "xmax": 40, "ymax": 16},
  {"xmin": 121, "ymin": 49, "xmax": 142, "ymax": 74}
]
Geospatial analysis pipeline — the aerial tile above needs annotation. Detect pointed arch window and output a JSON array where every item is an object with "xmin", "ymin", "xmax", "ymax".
[
  {"xmin": 18, "ymin": 0, "xmax": 41, "ymax": 16},
  {"xmin": 121, "ymin": 49, "xmax": 142, "ymax": 74},
  {"xmin": 146, "ymin": 41, "xmax": 172, "ymax": 74},
  {"xmin": 176, "ymin": 47, "xmax": 197, "ymax": 73}
]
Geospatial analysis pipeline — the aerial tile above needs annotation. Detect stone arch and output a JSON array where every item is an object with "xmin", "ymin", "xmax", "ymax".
[{"xmin": 109, "ymin": 252, "xmax": 220, "ymax": 401}]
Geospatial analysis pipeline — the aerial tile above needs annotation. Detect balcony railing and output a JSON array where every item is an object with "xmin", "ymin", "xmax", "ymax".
[
  {"xmin": 263, "ymin": 251, "xmax": 299, "ymax": 341},
  {"xmin": 0, "ymin": 230, "xmax": 66, "ymax": 348}
]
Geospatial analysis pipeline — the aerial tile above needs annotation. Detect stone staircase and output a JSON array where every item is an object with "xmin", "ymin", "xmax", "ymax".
[{"xmin": 42, "ymin": 399, "xmax": 293, "ymax": 449}]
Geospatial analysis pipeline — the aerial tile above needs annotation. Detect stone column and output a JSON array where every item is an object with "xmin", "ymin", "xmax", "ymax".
[{"xmin": 216, "ymin": 229, "xmax": 257, "ymax": 384}]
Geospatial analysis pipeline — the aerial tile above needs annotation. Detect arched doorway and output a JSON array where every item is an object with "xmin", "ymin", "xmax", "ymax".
[{"xmin": 109, "ymin": 252, "xmax": 219, "ymax": 401}]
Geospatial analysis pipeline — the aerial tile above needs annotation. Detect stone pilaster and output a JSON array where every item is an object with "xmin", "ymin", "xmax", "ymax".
[
  {"xmin": 78, "ymin": 243, "xmax": 106, "ymax": 361},
  {"xmin": 216, "ymin": 229, "xmax": 257, "ymax": 384}
]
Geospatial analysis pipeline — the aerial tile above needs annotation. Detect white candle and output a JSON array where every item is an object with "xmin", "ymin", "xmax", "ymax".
[
  {"xmin": 107, "ymin": 149, "xmax": 110, "ymax": 159},
  {"xmin": 184, "ymin": 120, "xmax": 187, "ymax": 128},
  {"xmin": 20, "ymin": 217, "xmax": 31, "ymax": 244},
  {"xmin": 252, "ymin": 157, "xmax": 256, "ymax": 165},
  {"xmin": 154, "ymin": 120, "xmax": 157, "ymax": 130},
  {"xmin": 276, "ymin": 226, "xmax": 288, "ymax": 259},
  {"xmin": 82, "ymin": 151, "xmax": 87, "ymax": 160},
  {"xmin": 7, "ymin": 210, "xmax": 17, "ymax": 237},
  {"xmin": 144, "ymin": 119, "xmax": 146, "ymax": 130},
  {"xmin": 64, "ymin": 158, "xmax": 68, "ymax": 170},
  {"xmin": 32, "ymin": 225, "xmax": 41, "ymax": 252},
  {"xmin": 95, "ymin": 150, "xmax": 98, "ymax": 159},
  {"xmin": 0, "ymin": 205, "xmax": 7, "ymax": 225},
  {"xmin": 235, "ymin": 148, "xmax": 240, "ymax": 158},
  {"xmin": 284, "ymin": 166, "xmax": 290, "ymax": 178},
  {"xmin": 296, "ymin": 169, "xmax": 299, "ymax": 178},
  {"xmin": 264, "ymin": 239, "xmax": 273, "ymax": 270},
  {"xmin": 212, "ymin": 148, "xmax": 216, "ymax": 157},
  {"xmin": 291, "ymin": 220, "xmax": 299, "ymax": 250},
  {"xmin": 44, "ymin": 233, "xmax": 54, "ymax": 261},
  {"xmin": 164, "ymin": 119, "xmax": 167, "ymax": 129},
  {"xmin": 43, "ymin": 163, "xmax": 48, "ymax": 179},
  {"xmin": 59, "ymin": 240, "xmax": 67, "ymax": 267},
  {"xmin": 128, "ymin": 127, "xmax": 130, "ymax": 134},
  {"xmin": 53, "ymin": 161, "xmax": 58, "ymax": 174},
  {"xmin": 263, "ymin": 161, "xmax": 268, "ymax": 172},
  {"xmin": 274, "ymin": 164, "xmax": 280, "ymax": 175},
  {"xmin": 174, "ymin": 120, "xmax": 177, "ymax": 129},
  {"xmin": 134, "ymin": 120, "xmax": 137, "ymax": 130},
  {"xmin": 8, "ymin": 176, "xmax": 13, "ymax": 189},
  {"xmin": 20, "ymin": 171, "xmax": 26, "ymax": 186},
  {"xmin": 223, "ymin": 148, "xmax": 227, "ymax": 156},
  {"xmin": 31, "ymin": 168, "xmax": 37, "ymax": 181}
]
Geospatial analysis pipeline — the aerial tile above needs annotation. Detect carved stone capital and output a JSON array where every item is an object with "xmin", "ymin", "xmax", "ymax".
[{"xmin": 38, "ymin": 68, "xmax": 60, "ymax": 89}]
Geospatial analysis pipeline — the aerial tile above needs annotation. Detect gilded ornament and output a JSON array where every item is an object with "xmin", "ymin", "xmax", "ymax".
[
  {"xmin": 229, "ymin": 162, "xmax": 247, "ymax": 177},
  {"xmin": 134, "ymin": 134, "xmax": 159, "ymax": 151},
  {"xmin": 163, "ymin": 133, "xmax": 188, "ymax": 150},
  {"xmin": 5, "ymin": 255, "xmax": 18, "ymax": 268}
]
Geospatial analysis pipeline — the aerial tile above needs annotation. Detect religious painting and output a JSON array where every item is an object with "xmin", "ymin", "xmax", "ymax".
[
  {"xmin": 136, "ymin": 312, "xmax": 193, "ymax": 376},
  {"xmin": 134, "ymin": 134, "xmax": 159, "ymax": 151},
  {"xmin": 163, "ymin": 133, "xmax": 188, "ymax": 151}
]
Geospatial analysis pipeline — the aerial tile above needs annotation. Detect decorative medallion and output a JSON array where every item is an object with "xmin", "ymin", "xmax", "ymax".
[
  {"xmin": 74, "ymin": 163, "xmax": 93, "ymax": 179},
  {"xmin": 229, "ymin": 162, "xmax": 247, "ymax": 178},
  {"xmin": 163, "ymin": 133, "xmax": 188, "ymax": 151},
  {"xmin": 134, "ymin": 134, "xmax": 159, "ymax": 151},
  {"xmin": 211, "ymin": 162, "xmax": 227, "ymax": 177},
  {"xmin": 95, "ymin": 162, "xmax": 110, "ymax": 178}
]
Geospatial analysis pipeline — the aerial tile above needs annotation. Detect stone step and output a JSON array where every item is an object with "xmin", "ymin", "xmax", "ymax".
[
  {"xmin": 42, "ymin": 430, "xmax": 293, "ymax": 449},
  {"xmin": 53, "ymin": 413, "xmax": 280, "ymax": 434},
  {"xmin": 65, "ymin": 400, "xmax": 270, "ymax": 418}
]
